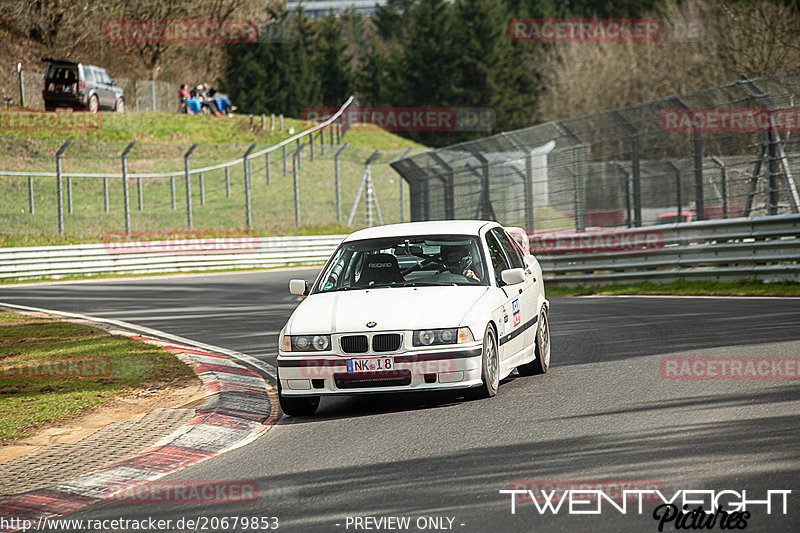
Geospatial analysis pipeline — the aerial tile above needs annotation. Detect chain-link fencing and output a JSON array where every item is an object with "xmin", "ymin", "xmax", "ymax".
[{"xmin": 391, "ymin": 71, "xmax": 800, "ymax": 231}]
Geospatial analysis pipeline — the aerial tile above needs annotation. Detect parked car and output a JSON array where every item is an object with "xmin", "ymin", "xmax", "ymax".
[
  {"xmin": 277, "ymin": 220, "xmax": 550, "ymax": 416},
  {"xmin": 41, "ymin": 58, "xmax": 124, "ymax": 113}
]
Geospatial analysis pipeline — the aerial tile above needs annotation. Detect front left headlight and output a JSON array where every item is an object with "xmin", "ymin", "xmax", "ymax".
[
  {"xmin": 282, "ymin": 334, "xmax": 331, "ymax": 352},
  {"xmin": 412, "ymin": 327, "xmax": 474, "ymax": 346}
]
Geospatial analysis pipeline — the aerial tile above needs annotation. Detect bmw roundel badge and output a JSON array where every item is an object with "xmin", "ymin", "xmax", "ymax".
[{"xmin": 366, "ymin": 321, "xmax": 377, "ymax": 328}]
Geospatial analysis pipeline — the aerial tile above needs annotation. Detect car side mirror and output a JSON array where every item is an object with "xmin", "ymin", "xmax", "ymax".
[
  {"xmin": 501, "ymin": 268, "xmax": 526, "ymax": 286},
  {"xmin": 289, "ymin": 279, "xmax": 308, "ymax": 296}
]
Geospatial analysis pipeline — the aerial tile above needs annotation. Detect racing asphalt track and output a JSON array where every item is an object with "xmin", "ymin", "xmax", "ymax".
[{"xmin": 1, "ymin": 268, "xmax": 799, "ymax": 532}]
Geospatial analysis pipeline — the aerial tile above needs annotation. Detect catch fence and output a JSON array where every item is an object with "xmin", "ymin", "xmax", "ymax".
[{"xmin": 391, "ymin": 71, "xmax": 800, "ymax": 232}]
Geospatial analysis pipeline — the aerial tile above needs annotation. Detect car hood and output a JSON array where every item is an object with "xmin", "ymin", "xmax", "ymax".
[{"xmin": 286, "ymin": 286, "xmax": 489, "ymax": 334}]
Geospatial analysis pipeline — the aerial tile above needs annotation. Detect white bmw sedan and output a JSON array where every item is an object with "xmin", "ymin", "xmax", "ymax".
[{"xmin": 277, "ymin": 220, "xmax": 550, "ymax": 416}]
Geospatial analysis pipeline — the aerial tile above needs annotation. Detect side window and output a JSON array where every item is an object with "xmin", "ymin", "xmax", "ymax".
[
  {"xmin": 485, "ymin": 232, "xmax": 511, "ymax": 286},
  {"xmin": 97, "ymin": 69, "xmax": 110, "ymax": 84},
  {"xmin": 491, "ymin": 228, "xmax": 525, "ymax": 269},
  {"xmin": 84, "ymin": 68, "xmax": 95, "ymax": 83}
]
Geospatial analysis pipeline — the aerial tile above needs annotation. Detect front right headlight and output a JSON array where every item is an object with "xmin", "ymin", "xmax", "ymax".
[{"xmin": 281, "ymin": 334, "xmax": 331, "ymax": 352}]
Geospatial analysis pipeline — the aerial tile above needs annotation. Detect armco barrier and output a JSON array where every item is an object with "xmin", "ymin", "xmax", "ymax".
[
  {"xmin": 0, "ymin": 215, "xmax": 798, "ymax": 283},
  {"xmin": 0, "ymin": 235, "xmax": 346, "ymax": 281},
  {"xmin": 535, "ymin": 214, "xmax": 800, "ymax": 285}
]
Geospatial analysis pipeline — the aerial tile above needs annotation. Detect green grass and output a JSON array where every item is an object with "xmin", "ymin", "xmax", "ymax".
[
  {"xmin": 0, "ymin": 111, "xmax": 425, "ymax": 147},
  {"xmin": 0, "ymin": 311, "xmax": 196, "ymax": 442},
  {"xmin": 546, "ymin": 279, "xmax": 800, "ymax": 297},
  {"xmin": 0, "ymin": 112, "xmax": 427, "ymax": 248}
]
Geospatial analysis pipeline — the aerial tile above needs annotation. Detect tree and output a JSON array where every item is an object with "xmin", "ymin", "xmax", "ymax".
[
  {"xmin": 316, "ymin": 14, "xmax": 353, "ymax": 107},
  {"xmin": 452, "ymin": 0, "xmax": 539, "ymax": 132}
]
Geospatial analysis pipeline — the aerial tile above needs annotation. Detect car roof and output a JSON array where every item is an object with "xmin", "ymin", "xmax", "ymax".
[{"xmin": 342, "ymin": 220, "xmax": 499, "ymax": 242}]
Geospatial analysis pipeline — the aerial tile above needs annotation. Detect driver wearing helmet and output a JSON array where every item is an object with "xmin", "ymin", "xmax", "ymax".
[{"xmin": 441, "ymin": 245, "xmax": 479, "ymax": 281}]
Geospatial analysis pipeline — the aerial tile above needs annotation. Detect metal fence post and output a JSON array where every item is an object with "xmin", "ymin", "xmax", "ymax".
[
  {"xmin": 265, "ymin": 153, "xmax": 271, "ymax": 185},
  {"xmin": 199, "ymin": 173, "xmax": 205, "ymax": 206},
  {"xmin": 397, "ymin": 148, "xmax": 413, "ymax": 223},
  {"xmin": 335, "ymin": 144, "xmax": 348, "ymax": 223},
  {"xmin": 225, "ymin": 167, "xmax": 230, "ymax": 198},
  {"xmin": 17, "ymin": 64, "xmax": 25, "ymax": 108},
  {"xmin": 121, "ymin": 142, "xmax": 136, "ymax": 234},
  {"xmin": 184, "ymin": 143, "xmax": 198, "ymax": 229},
  {"xmin": 293, "ymin": 145, "xmax": 303, "ymax": 226},
  {"xmin": 693, "ymin": 129, "xmax": 705, "ymax": 220},
  {"xmin": 768, "ymin": 132, "xmax": 780, "ymax": 216},
  {"xmin": 336, "ymin": 123, "xmax": 341, "ymax": 144},
  {"xmin": 137, "ymin": 178, "xmax": 143, "ymax": 211},
  {"xmin": 282, "ymin": 145, "xmax": 287, "ymax": 176},
  {"xmin": 55, "ymin": 141, "xmax": 70, "ymax": 234},
  {"xmin": 296, "ymin": 139, "xmax": 301, "ymax": 171},
  {"xmin": 28, "ymin": 177, "xmax": 34, "ymax": 214},
  {"xmin": 244, "ymin": 144, "xmax": 256, "ymax": 228},
  {"xmin": 67, "ymin": 177, "xmax": 73, "ymax": 214},
  {"xmin": 103, "ymin": 178, "xmax": 109, "ymax": 212},
  {"xmin": 711, "ymin": 156, "xmax": 728, "ymax": 218},
  {"xmin": 309, "ymin": 132, "xmax": 314, "ymax": 161},
  {"xmin": 320, "ymin": 128, "xmax": 325, "ymax": 156},
  {"xmin": 667, "ymin": 161, "xmax": 682, "ymax": 219},
  {"xmin": 170, "ymin": 177, "xmax": 176, "ymax": 209},
  {"xmin": 608, "ymin": 111, "xmax": 641, "ymax": 227}
]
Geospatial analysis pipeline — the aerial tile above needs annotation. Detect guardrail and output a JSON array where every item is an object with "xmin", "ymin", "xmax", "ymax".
[
  {"xmin": 535, "ymin": 214, "xmax": 800, "ymax": 285},
  {"xmin": 0, "ymin": 216, "xmax": 797, "ymax": 284},
  {"xmin": 0, "ymin": 235, "xmax": 345, "ymax": 281}
]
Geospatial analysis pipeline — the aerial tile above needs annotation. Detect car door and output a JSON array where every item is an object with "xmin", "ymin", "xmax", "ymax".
[
  {"xmin": 484, "ymin": 230, "xmax": 526, "ymax": 361},
  {"xmin": 95, "ymin": 68, "xmax": 114, "ymax": 108},
  {"xmin": 491, "ymin": 227, "xmax": 538, "ymax": 351}
]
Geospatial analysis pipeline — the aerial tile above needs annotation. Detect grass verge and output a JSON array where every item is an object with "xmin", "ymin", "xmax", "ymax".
[
  {"xmin": 0, "ymin": 311, "xmax": 196, "ymax": 442},
  {"xmin": 546, "ymin": 279, "xmax": 800, "ymax": 297}
]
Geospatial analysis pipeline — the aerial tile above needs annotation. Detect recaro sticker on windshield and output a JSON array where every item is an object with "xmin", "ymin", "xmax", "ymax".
[{"xmin": 512, "ymin": 298, "xmax": 521, "ymax": 327}]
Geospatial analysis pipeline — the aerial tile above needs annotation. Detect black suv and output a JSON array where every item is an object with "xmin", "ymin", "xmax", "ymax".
[{"xmin": 42, "ymin": 58, "xmax": 125, "ymax": 112}]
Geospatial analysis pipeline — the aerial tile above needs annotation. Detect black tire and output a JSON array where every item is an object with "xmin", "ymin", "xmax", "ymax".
[
  {"xmin": 89, "ymin": 94, "xmax": 99, "ymax": 113},
  {"xmin": 277, "ymin": 380, "xmax": 319, "ymax": 416},
  {"xmin": 114, "ymin": 98, "xmax": 125, "ymax": 113},
  {"xmin": 518, "ymin": 306, "xmax": 550, "ymax": 376},
  {"xmin": 471, "ymin": 323, "xmax": 499, "ymax": 399}
]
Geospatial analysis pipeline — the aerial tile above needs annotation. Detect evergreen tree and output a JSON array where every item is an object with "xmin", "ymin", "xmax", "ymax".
[
  {"xmin": 316, "ymin": 14, "xmax": 354, "ymax": 107},
  {"xmin": 452, "ymin": 0, "xmax": 539, "ymax": 132},
  {"xmin": 287, "ymin": 7, "xmax": 323, "ymax": 116},
  {"xmin": 393, "ymin": 0, "xmax": 458, "ymax": 107},
  {"xmin": 356, "ymin": 36, "xmax": 395, "ymax": 107}
]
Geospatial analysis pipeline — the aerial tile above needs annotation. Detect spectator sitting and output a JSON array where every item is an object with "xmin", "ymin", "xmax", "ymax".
[
  {"xmin": 207, "ymin": 88, "xmax": 236, "ymax": 116},
  {"xmin": 178, "ymin": 84, "xmax": 191, "ymax": 113}
]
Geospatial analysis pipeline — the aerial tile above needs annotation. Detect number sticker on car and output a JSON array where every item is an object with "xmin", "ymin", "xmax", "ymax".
[{"xmin": 346, "ymin": 357, "xmax": 393, "ymax": 373}]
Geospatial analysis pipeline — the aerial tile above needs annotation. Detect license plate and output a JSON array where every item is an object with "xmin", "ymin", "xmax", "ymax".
[{"xmin": 346, "ymin": 357, "xmax": 393, "ymax": 373}]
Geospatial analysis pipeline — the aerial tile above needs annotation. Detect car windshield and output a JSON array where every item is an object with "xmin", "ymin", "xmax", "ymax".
[{"xmin": 313, "ymin": 235, "xmax": 487, "ymax": 293}]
